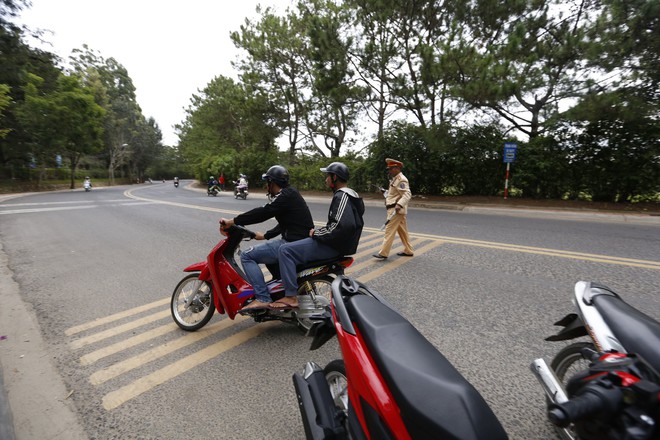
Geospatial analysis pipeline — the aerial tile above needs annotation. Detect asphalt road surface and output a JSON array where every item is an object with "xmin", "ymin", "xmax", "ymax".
[{"xmin": 1, "ymin": 181, "xmax": 659, "ymax": 440}]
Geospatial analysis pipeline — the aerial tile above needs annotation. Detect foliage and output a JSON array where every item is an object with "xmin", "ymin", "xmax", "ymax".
[
  {"xmin": 15, "ymin": 72, "xmax": 105, "ymax": 188},
  {"xmin": 366, "ymin": 121, "xmax": 506, "ymax": 196},
  {"xmin": 0, "ymin": 83, "xmax": 10, "ymax": 138},
  {"xmin": 68, "ymin": 45, "xmax": 164, "ymax": 184},
  {"xmin": 557, "ymin": 91, "xmax": 660, "ymax": 202},
  {"xmin": 177, "ymin": 75, "xmax": 282, "ymax": 183},
  {"xmin": 1, "ymin": 0, "xmax": 658, "ymax": 205},
  {"xmin": 514, "ymin": 135, "xmax": 573, "ymax": 199}
]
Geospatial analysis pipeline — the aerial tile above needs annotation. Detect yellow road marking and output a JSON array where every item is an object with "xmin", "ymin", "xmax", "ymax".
[
  {"xmin": 65, "ymin": 298, "xmax": 169, "ymax": 336},
  {"xmin": 101, "ymin": 320, "xmax": 278, "ymax": 410},
  {"xmin": 70, "ymin": 310, "xmax": 170, "ymax": 350},
  {"xmin": 357, "ymin": 240, "xmax": 445, "ymax": 283},
  {"xmin": 81, "ymin": 323, "xmax": 175, "ymax": 366},
  {"xmin": 347, "ymin": 237, "xmax": 427, "ymax": 274},
  {"xmin": 90, "ymin": 315, "xmax": 249, "ymax": 385},
  {"xmin": 408, "ymin": 232, "xmax": 660, "ymax": 268}
]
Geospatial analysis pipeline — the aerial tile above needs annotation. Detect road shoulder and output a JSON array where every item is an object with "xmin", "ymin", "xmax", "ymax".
[{"xmin": 0, "ymin": 242, "xmax": 87, "ymax": 440}]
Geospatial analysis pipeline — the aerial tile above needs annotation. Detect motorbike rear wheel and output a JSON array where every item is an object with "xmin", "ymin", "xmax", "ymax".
[
  {"xmin": 551, "ymin": 341, "xmax": 595, "ymax": 385},
  {"xmin": 324, "ymin": 359, "xmax": 349, "ymax": 418},
  {"xmin": 171, "ymin": 273, "xmax": 215, "ymax": 331},
  {"xmin": 550, "ymin": 341, "xmax": 595, "ymax": 440},
  {"xmin": 296, "ymin": 275, "xmax": 334, "ymax": 332}
]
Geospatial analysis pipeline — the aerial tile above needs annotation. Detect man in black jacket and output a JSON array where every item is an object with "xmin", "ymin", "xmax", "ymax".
[
  {"xmin": 220, "ymin": 165, "xmax": 313, "ymax": 311},
  {"xmin": 275, "ymin": 162, "xmax": 365, "ymax": 309}
]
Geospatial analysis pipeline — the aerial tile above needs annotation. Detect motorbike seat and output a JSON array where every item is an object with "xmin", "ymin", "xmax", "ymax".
[
  {"xmin": 296, "ymin": 256, "xmax": 351, "ymax": 273},
  {"xmin": 347, "ymin": 295, "xmax": 507, "ymax": 440},
  {"xmin": 592, "ymin": 291, "xmax": 660, "ymax": 372}
]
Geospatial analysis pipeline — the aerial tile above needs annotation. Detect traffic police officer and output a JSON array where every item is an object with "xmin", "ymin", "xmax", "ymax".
[{"xmin": 373, "ymin": 158, "xmax": 414, "ymax": 259}]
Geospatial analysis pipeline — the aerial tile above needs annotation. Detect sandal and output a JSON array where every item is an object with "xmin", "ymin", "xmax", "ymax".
[
  {"xmin": 238, "ymin": 300, "xmax": 271, "ymax": 314},
  {"xmin": 269, "ymin": 300, "xmax": 299, "ymax": 310}
]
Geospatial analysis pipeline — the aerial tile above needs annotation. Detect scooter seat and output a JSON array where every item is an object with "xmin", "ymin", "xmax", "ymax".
[
  {"xmin": 296, "ymin": 256, "xmax": 351, "ymax": 273},
  {"xmin": 347, "ymin": 295, "xmax": 507, "ymax": 440},
  {"xmin": 592, "ymin": 290, "xmax": 660, "ymax": 373}
]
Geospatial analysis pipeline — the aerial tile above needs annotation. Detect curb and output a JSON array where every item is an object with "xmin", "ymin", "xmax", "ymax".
[{"xmin": 0, "ymin": 364, "xmax": 15, "ymax": 440}]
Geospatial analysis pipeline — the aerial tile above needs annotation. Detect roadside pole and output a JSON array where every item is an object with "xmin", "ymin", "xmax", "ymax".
[{"xmin": 503, "ymin": 142, "xmax": 517, "ymax": 200}]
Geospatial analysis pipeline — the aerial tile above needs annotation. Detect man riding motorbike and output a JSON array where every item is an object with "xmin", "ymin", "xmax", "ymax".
[
  {"xmin": 220, "ymin": 165, "xmax": 314, "ymax": 311},
  {"xmin": 276, "ymin": 162, "xmax": 365, "ymax": 309},
  {"xmin": 207, "ymin": 176, "xmax": 220, "ymax": 192}
]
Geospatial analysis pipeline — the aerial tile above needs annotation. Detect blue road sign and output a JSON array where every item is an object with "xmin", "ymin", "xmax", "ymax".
[{"xmin": 503, "ymin": 142, "xmax": 517, "ymax": 163}]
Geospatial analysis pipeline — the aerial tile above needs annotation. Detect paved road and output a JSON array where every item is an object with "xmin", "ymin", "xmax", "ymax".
[{"xmin": 1, "ymin": 181, "xmax": 659, "ymax": 439}]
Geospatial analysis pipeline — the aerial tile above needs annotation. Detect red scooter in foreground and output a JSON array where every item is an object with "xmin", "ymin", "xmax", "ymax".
[
  {"xmin": 170, "ymin": 225, "xmax": 353, "ymax": 332},
  {"xmin": 293, "ymin": 276, "xmax": 660, "ymax": 440},
  {"xmin": 293, "ymin": 276, "xmax": 509, "ymax": 440}
]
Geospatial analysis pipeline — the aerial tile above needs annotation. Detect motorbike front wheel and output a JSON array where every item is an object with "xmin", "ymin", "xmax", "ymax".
[
  {"xmin": 296, "ymin": 275, "xmax": 334, "ymax": 332},
  {"xmin": 171, "ymin": 273, "xmax": 215, "ymax": 331},
  {"xmin": 324, "ymin": 360, "xmax": 349, "ymax": 422},
  {"xmin": 550, "ymin": 341, "xmax": 596, "ymax": 440}
]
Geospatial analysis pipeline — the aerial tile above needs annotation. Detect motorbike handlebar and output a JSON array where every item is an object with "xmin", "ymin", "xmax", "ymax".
[
  {"xmin": 548, "ymin": 382, "xmax": 623, "ymax": 427},
  {"xmin": 219, "ymin": 220, "xmax": 257, "ymax": 240},
  {"xmin": 231, "ymin": 224, "xmax": 256, "ymax": 240}
]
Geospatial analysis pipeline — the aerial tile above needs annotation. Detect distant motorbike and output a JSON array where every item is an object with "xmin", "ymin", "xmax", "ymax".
[
  {"xmin": 83, "ymin": 180, "xmax": 92, "ymax": 192},
  {"xmin": 531, "ymin": 281, "xmax": 660, "ymax": 440},
  {"xmin": 207, "ymin": 185, "xmax": 219, "ymax": 196},
  {"xmin": 170, "ymin": 224, "xmax": 354, "ymax": 333},
  {"xmin": 174, "ymin": 181, "xmax": 179, "ymax": 188},
  {"xmin": 293, "ymin": 276, "xmax": 508, "ymax": 440},
  {"xmin": 233, "ymin": 181, "xmax": 248, "ymax": 200}
]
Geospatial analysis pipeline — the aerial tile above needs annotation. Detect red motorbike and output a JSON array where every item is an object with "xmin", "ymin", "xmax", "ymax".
[
  {"xmin": 294, "ymin": 276, "xmax": 660, "ymax": 440},
  {"xmin": 170, "ymin": 225, "xmax": 353, "ymax": 332},
  {"xmin": 292, "ymin": 276, "xmax": 509, "ymax": 440}
]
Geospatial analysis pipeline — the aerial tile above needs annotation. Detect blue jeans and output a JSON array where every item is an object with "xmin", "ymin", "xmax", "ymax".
[
  {"xmin": 240, "ymin": 239, "xmax": 285, "ymax": 303},
  {"xmin": 278, "ymin": 238, "xmax": 340, "ymax": 297}
]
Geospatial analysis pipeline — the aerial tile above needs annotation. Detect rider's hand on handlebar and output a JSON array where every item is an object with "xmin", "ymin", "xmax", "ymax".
[
  {"xmin": 254, "ymin": 232, "xmax": 265, "ymax": 240},
  {"xmin": 220, "ymin": 218, "xmax": 234, "ymax": 229},
  {"xmin": 219, "ymin": 218, "xmax": 234, "ymax": 236}
]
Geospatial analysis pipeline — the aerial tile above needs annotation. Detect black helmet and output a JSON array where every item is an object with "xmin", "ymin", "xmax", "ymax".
[
  {"xmin": 320, "ymin": 162, "xmax": 349, "ymax": 182},
  {"xmin": 262, "ymin": 165, "xmax": 290, "ymax": 187}
]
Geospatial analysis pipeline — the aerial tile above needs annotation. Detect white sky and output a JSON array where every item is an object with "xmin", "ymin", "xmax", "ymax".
[{"xmin": 18, "ymin": 0, "xmax": 295, "ymax": 146}]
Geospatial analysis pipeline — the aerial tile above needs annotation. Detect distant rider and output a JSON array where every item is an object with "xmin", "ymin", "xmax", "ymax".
[{"xmin": 207, "ymin": 176, "xmax": 219, "ymax": 192}]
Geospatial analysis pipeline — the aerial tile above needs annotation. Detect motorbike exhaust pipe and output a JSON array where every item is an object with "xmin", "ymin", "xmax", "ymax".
[{"xmin": 530, "ymin": 358, "xmax": 569, "ymax": 405}]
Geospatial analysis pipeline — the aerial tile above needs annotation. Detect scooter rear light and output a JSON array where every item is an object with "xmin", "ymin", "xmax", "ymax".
[{"xmin": 340, "ymin": 257, "xmax": 354, "ymax": 268}]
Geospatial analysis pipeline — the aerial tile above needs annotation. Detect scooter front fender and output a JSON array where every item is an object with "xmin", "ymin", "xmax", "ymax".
[{"xmin": 184, "ymin": 261, "xmax": 208, "ymax": 274}]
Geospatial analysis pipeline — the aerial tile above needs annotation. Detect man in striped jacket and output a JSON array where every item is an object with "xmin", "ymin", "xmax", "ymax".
[{"xmin": 274, "ymin": 162, "xmax": 365, "ymax": 309}]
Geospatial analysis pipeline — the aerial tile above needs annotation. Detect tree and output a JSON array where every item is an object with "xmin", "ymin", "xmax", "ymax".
[
  {"xmin": 449, "ymin": 0, "xmax": 600, "ymax": 140},
  {"xmin": 589, "ymin": 0, "xmax": 659, "ymax": 106},
  {"xmin": 0, "ymin": 0, "xmax": 61, "ymax": 178},
  {"xmin": 344, "ymin": 0, "xmax": 401, "ymax": 144},
  {"xmin": 296, "ymin": 0, "xmax": 367, "ymax": 157},
  {"xmin": 177, "ymin": 75, "xmax": 279, "ymax": 177},
  {"xmin": 17, "ymin": 72, "xmax": 105, "ymax": 188},
  {"xmin": 231, "ymin": 6, "xmax": 310, "ymax": 160},
  {"xmin": 68, "ymin": 45, "xmax": 161, "ymax": 184},
  {"xmin": 0, "ymin": 83, "xmax": 10, "ymax": 139}
]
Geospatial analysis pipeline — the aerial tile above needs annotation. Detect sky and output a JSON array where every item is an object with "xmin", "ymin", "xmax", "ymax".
[{"xmin": 18, "ymin": 0, "xmax": 295, "ymax": 146}]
